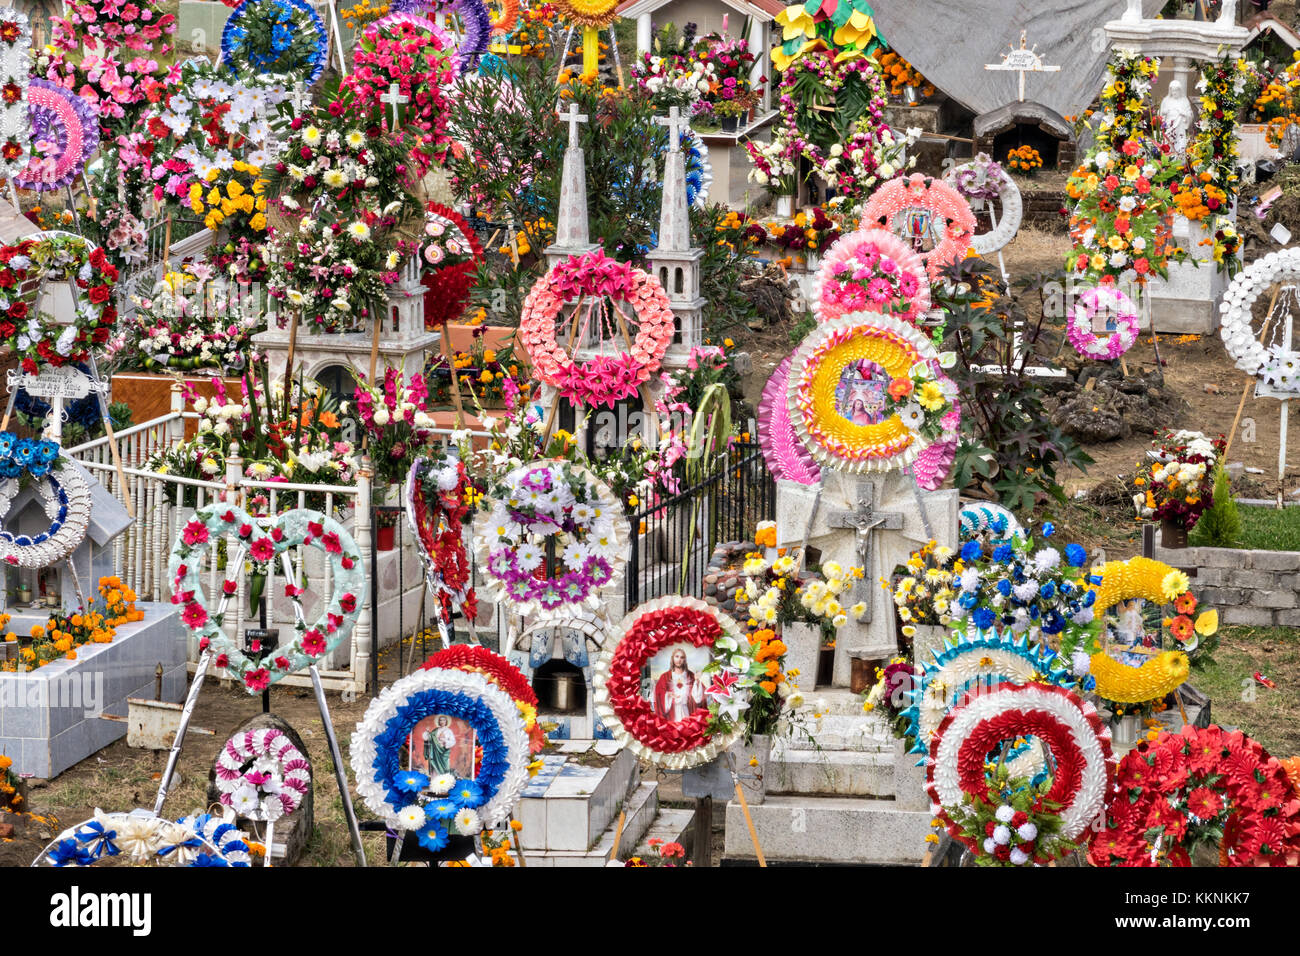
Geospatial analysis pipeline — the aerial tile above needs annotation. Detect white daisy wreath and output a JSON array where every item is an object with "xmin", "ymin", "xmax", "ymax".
[{"xmin": 1219, "ymin": 247, "xmax": 1300, "ymax": 393}]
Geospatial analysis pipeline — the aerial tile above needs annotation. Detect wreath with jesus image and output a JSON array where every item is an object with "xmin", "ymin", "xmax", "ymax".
[
  {"xmin": 592, "ymin": 596, "xmax": 762, "ymax": 770},
  {"xmin": 859, "ymin": 173, "xmax": 976, "ymax": 283}
]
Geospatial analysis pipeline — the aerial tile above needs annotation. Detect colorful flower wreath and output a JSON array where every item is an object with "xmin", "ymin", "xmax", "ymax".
[
  {"xmin": 472, "ymin": 460, "xmax": 627, "ymax": 617},
  {"xmin": 786, "ymin": 315, "xmax": 957, "ymax": 474},
  {"xmin": 214, "ymin": 727, "xmax": 311, "ymax": 822},
  {"xmin": 553, "ymin": 0, "xmax": 619, "ymax": 27},
  {"xmin": 758, "ymin": 351, "xmax": 821, "ymax": 486},
  {"xmin": 901, "ymin": 630, "xmax": 1073, "ymax": 760},
  {"xmin": 1088, "ymin": 557, "xmax": 1218, "ymax": 657},
  {"xmin": 420, "ymin": 644, "xmax": 546, "ymax": 753},
  {"xmin": 519, "ymin": 250, "xmax": 675, "ymax": 409},
  {"xmin": 1067, "ymin": 284, "xmax": 1140, "ymax": 361},
  {"xmin": 929, "ymin": 683, "xmax": 1114, "ymax": 863},
  {"xmin": 405, "ymin": 451, "xmax": 477, "ymax": 628},
  {"xmin": 389, "ymin": 0, "xmax": 490, "ymax": 72},
  {"xmin": 958, "ymin": 502, "xmax": 1025, "ymax": 543},
  {"xmin": 1090, "ymin": 725, "xmax": 1300, "ymax": 867},
  {"xmin": 813, "ymin": 227, "xmax": 931, "ymax": 326},
  {"xmin": 859, "ymin": 174, "xmax": 977, "ymax": 283},
  {"xmin": 1089, "ymin": 650, "xmax": 1189, "ymax": 705},
  {"xmin": 0, "ymin": 440, "xmax": 92, "ymax": 570},
  {"xmin": 1220, "ymin": 248, "xmax": 1300, "ymax": 393},
  {"xmin": 943, "ymin": 155, "xmax": 1022, "ymax": 256},
  {"xmin": 592, "ymin": 596, "xmax": 752, "ymax": 770},
  {"xmin": 168, "ymin": 506, "xmax": 366, "ymax": 693},
  {"xmin": 38, "ymin": 810, "xmax": 251, "ymax": 867},
  {"xmin": 13, "ymin": 79, "xmax": 99, "ymax": 192},
  {"xmin": 53, "ymin": 0, "xmax": 176, "ymax": 54},
  {"xmin": 420, "ymin": 202, "xmax": 484, "ymax": 330},
  {"xmin": 0, "ymin": 234, "xmax": 118, "ymax": 373},
  {"xmin": 221, "ymin": 0, "xmax": 327, "ymax": 86},
  {"xmin": 349, "ymin": 667, "xmax": 530, "ymax": 848},
  {"xmin": 0, "ymin": 10, "xmax": 30, "ymax": 179}
]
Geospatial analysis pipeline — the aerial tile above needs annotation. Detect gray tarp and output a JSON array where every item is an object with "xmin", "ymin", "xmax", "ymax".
[{"xmin": 870, "ymin": 0, "xmax": 1167, "ymax": 120}]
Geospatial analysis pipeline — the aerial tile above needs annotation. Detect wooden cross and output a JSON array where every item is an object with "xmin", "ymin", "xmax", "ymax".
[
  {"xmin": 558, "ymin": 103, "xmax": 588, "ymax": 150},
  {"xmin": 380, "ymin": 82, "xmax": 409, "ymax": 127},
  {"xmin": 654, "ymin": 105, "xmax": 689, "ymax": 154},
  {"xmin": 825, "ymin": 481, "xmax": 904, "ymax": 617},
  {"xmin": 983, "ymin": 30, "xmax": 1060, "ymax": 103}
]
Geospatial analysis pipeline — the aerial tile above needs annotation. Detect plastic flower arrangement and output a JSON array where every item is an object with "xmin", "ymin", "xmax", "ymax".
[
  {"xmin": 884, "ymin": 540, "xmax": 958, "ymax": 634},
  {"xmin": 52, "ymin": 0, "xmax": 177, "ymax": 56},
  {"xmin": 700, "ymin": 32, "xmax": 758, "ymax": 107},
  {"xmin": 946, "ymin": 523, "xmax": 1103, "ymax": 660},
  {"xmin": 1005, "ymin": 144, "xmax": 1042, "ymax": 175},
  {"xmin": 949, "ymin": 152, "xmax": 1005, "ymax": 202},
  {"xmin": 124, "ymin": 267, "xmax": 260, "ymax": 373},
  {"xmin": 1185, "ymin": 57, "xmax": 1246, "ymax": 226},
  {"xmin": 1198, "ymin": 215, "xmax": 1241, "ymax": 276},
  {"xmin": 1130, "ymin": 429, "xmax": 1224, "ymax": 531},
  {"xmin": 739, "ymin": 552, "xmax": 864, "ymax": 642},
  {"xmin": 754, "ymin": 205, "xmax": 842, "ymax": 254},
  {"xmin": 743, "ymin": 127, "xmax": 799, "ymax": 195},
  {"xmin": 943, "ymin": 769, "xmax": 1076, "ymax": 866},
  {"xmin": 352, "ymin": 367, "xmax": 441, "ymax": 487},
  {"xmin": 428, "ymin": 328, "xmax": 525, "ymax": 408},
  {"xmin": 630, "ymin": 52, "xmax": 716, "ymax": 109},
  {"xmin": 1094, "ymin": 49, "xmax": 1160, "ymax": 154},
  {"xmin": 1065, "ymin": 136, "xmax": 1182, "ymax": 287},
  {"xmin": 221, "ymin": 0, "xmax": 326, "ymax": 85}
]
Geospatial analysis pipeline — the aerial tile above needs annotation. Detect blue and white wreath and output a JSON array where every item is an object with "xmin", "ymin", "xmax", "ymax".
[
  {"xmin": 0, "ymin": 434, "xmax": 91, "ymax": 569},
  {"xmin": 36, "ymin": 809, "xmax": 252, "ymax": 867},
  {"xmin": 350, "ymin": 667, "xmax": 529, "ymax": 852},
  {"xmin": 958, "ymin": 502, "xmax": 1024, "ymax": 544},
  {"xmin": 221, "ymin": 0, "xmax": 327, "ymax": 87}
]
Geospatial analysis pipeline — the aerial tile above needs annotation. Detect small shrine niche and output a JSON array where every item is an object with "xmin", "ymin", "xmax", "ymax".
[
  {"xmin": 507, "ymin": 613, "xmax": 613, "ymax": 740},
  {"xmin": 974, "ymin": 103, "xmax": 1076, "ymax": 172}
]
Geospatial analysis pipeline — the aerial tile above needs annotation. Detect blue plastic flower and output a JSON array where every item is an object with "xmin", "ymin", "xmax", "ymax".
[
  {"xmin": 451, "ymin": 779, "xmax": 484, "ymax": 807},
  {"xmin": 13, "ymin": 438, "xmax": 35, "ymax": 465},
  {"xmin": 996, "ymin": 578, "xmax": 1012, "ymax": 596},
  {"xmin": 48, "ymin": 838, "xmax": 95, "ymax": 867},
  {"xmin": 1041, "ymin": 521, "xmax": 1055, "ymax": 538},
  {"xmin": 1064, "ymin": 543, "xmax": 1087, "ymax": 567},
  {"xmin": 960, "ymin": 541, "xmax": 982, "ymax": 563},
  {"xmin": 1083, "ymin": 675, "xmax": 1096, "ymax": 692},
  {"xmin": 992, "ymin": 544, "xmax": 1014, "ymax": 563},
  {"xmin": 1042, "ymin": 610, "xmax": 1065, "ymax": 634},
  {"xmin": 417, "ymin": 823, "xmax": 449, "ymax": 852},
  {"xmin": 1083, "ymin": 590, "xmax": 1097, "ymax": 607},
  {"xmin": 76, "ymin": 820, "xmax": 119, "ymax": 858},
  {"xmin": 991, "ymin": 514, "xmax": 1008, "ymax": 533},
  {"xmin": 958, "ymin": 591, "xmax": 978, "ymax": 610},
  {"xmin": 0, "ymin": 432, "xmax": 14, "ymax": 458},
  {"xmin": 37, "ymin": 441, "xmax": 58, "ymax": 464},
  {"xmin": 1039, "ymin": 581, "xmax": 1056, "ymax": 600},
  {"xmin": 192, "ymin": 853, "xmax": 229, "ymax": 867},
  {"xmin": 429, "ymin": 799, "xmax": 458, "ymax": 819},
  {"xmin": 394, "ymin": 770, "xmax": 430, "ymax": 794},
  {"xmin": 972, "ymin": 607, "xmax": 996, "ymax": 629}
]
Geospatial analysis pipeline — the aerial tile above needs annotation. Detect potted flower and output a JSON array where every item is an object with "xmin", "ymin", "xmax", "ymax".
[
  {"xmin": 743, "ymin": 127, "xmax": 799, "ymax": 215},
  {"xmin": 375, "ymin": 508, "xmax": 399, "ymax": 552},
  {"xmin": 1130, "ymin": 429, "xmax": 1224, "ymax": 548},
  {"xmin": 713, "ymin": 97, "xmax": 747, "ymax": 133}
]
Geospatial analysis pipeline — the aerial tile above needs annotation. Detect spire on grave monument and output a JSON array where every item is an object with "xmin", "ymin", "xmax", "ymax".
[
  {"xmin": 546, "ymin": 103, "xmax": 599, "ymax": 268},
  {"xmin": 648, "ymin": 106, "xmax": 705, "ymax": 367}
]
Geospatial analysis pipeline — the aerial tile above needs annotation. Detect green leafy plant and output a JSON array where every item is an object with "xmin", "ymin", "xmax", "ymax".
[
  {"xmin": 1190, "ymin": 462, "xmax": 1241, "ymax": 548},
  {"xmin": 940, "ymin": 259, "xmax": 1092, "ymax": 512}
]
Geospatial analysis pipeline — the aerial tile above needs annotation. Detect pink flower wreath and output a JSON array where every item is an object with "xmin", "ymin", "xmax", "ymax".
[
  {"xmin": 814, "ymin": 227, "xmax": 931, "ymax": 325},
  {"xmin": 1066, "ymin": 284, "xmax": 1139, "ymax": 361},
  {"xmin": 519, "ymin": 250, "xmax": 675, "ymax": 408},
  {"xmin": 860, "ymin": 174, "xmax": 977, "ymax": 283}
]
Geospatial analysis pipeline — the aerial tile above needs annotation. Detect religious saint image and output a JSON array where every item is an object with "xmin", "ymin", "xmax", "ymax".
[
  {"xmin": 1104, "ymin": 598, "xmax": 1160, "ymax": 667},
  {"xmin": 408, "ymin": 714, "xmax": 477, "ymax": 779},
  {"xmin": 834, "ymin": 359, "xmax": 892, "ymax": 427},
  {"xmin": 646, "ymin": 643, "xmax": 710, "ymax": 723},
  {"xmin": 898, "ymin": 206, "xmax": 940, "ymax": 253}
]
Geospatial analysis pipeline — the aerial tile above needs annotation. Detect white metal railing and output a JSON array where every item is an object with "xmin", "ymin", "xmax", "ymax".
[{"xmin": 67, "ymin": 387, "xmax": 376, "ymax": 694}]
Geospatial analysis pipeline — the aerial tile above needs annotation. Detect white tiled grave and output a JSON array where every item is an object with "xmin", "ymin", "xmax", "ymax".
[
  {"xmin": 512, "ymin": 744, "xmax": 659, "ymax": 865},
  {"xmin": 0, "ymin": 603, "xmax": 185, "ymax": 778},
  {"xmin": 723, "ymin": 689, "xmax": 932, "ymax": 866}
]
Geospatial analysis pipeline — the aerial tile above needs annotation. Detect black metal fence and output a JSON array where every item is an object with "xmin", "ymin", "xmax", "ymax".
[{"xmin": 625, "ymin": 441, "xmax": 776, "ymax": 613}]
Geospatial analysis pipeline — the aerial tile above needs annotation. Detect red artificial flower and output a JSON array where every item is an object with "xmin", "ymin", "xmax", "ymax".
[{"xmin": 1187, "ymin": 786, "xmax": 1223, "ymax": 819}]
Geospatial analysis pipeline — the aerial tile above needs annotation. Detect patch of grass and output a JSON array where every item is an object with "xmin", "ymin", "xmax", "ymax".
[
  {"xmin": 1207, "ymin": 505, "xmax": 1300, "ymax": 551},
  {"xmin": 1190, "ymin": 625, "xmax": 1300, "ymax": 757}
]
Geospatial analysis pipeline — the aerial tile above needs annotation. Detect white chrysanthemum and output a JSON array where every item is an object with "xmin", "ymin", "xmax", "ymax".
[
  {"xmin": 347, "ymin": 221, "xmax": 371, "ymax": 241},
  {"xmin": 1010, "ymin": 847, "xmax": 1029, "ymax": 865},
  {"xmin": 429, "ymin": 773, "xmax": 456, "ymax": 795},
  {"xmin": 995, "ymin": 804, "xmax": 1015, "ymax": 823},
  {"xmin": 398, "ymin": 805, "xmax": 427, "ymax": 829},
  {"xmin": 453, "ymin": 807, "xmax": 482, "ymax": 835}
]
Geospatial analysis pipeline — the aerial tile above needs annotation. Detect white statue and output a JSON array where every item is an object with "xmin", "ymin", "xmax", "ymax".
[
  {"xmin": 1217, "ymin": 0, "xmax": 1237, "ymax": 26},
  {"xmin": 1159, "ymin": 78, "xmax": 1193, "ymax": 155},
  {"xmin": 1123, "ymin": 0, "xmax": 1142, "ymax": 22}
]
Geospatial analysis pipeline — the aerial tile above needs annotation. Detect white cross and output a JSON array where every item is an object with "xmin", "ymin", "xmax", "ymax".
[
  {"xmin": 654, "ymin": 105, "xmax": 689, "ymax": 154},
  {"xmin": 984, "ymin": 30, "xmax": 1060, "ymax": 103},
  {"xmin": 290, "ymin": 82, "xmax": 310, "ymax": 115},
  {"xmin": 380, "ymin": 82, "xmax": 410, "ymax": 127},
  {"xmin": 558, "ymin": 103, "xmax": 588, "ymax": 150}
]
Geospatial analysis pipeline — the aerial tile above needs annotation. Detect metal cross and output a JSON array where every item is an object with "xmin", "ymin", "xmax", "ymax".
[
  {"xmin": 654, "ymin": 105, "xmax": 689, "ymax": 154},
  {"xmin": 983, "ymin": 30, "xmax": 1060, "ymax": 103},
  {"xmin": 380, "ymin": 82, "xmax": 410, "ymax": 127},
  {"xmin": 825, "ymin": 480, "xmax": 904, "ymax": 618},
  {"xmin": 558, "ymin": 103, "xmax": 589, "ymax": 150}
]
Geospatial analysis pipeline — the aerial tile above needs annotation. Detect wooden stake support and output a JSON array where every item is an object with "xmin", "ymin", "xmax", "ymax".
[
  {"xmin": 609, "ymin": 809, "xmax": 626, "ymax": 861},
  {"xmin": 733, "ymin": 781, "xmax": 766, "ymax": 867},
  {"xmin": 1224, "ymin": 284, "xmax": 1283, "ymax": 463},
  {"xmin": 511, "ymin": 829, "xmax": 528, "ymax": 868}
]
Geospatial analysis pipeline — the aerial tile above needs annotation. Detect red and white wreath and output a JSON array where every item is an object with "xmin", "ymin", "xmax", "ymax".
[
  {"xmin": 518, "ymin": 249, "xmax": 675, "ymax": 408},
  {"xmin": 927, "ymin": 682, "xmax": 1114, "ymax": 860},
  {"xmin": 859, "ymin": 173, "xmax": 976, "ymax": 283},
  {"xmin": 593, "ymin": 596, "xmax": 750, "ymax": 770}
]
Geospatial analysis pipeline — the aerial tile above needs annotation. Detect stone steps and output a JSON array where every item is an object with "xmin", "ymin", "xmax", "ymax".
[
  {"xmin": 723, "ymin": 795, "xmax": 932, "ymax": 865},
  {"xmin": 631, "ymin": 807, "xmax": 696, "ymax": 860},
  {"xmin": 768, "ymin": 748, "xmax": 895, "ymax": 798},
  {"xmin": 779, "ymin": 713, "xmax": 894, "ymax": 752},
  {"xmin": 524, "ymin": 781, "xmax": 659, "ymax": 868}
]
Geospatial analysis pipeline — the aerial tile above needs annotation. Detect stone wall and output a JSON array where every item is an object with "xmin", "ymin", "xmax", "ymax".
[
  {"xmin": 1151, "ymin": 543, "xmax": 1300, "ymax": 627},
  {"xmin": 1022, "ymin": 189, "xmax": 1069, "ymax": 228}
]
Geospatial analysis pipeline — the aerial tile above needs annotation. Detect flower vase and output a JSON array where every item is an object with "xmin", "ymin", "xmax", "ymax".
[
  {"xmin": 720, "ymin": 115, "xmax": 738, "ymax": 133},
  {"xmin": 775, "ymin": 195, "xmax": 794, "ymax": 218},
  {"xmin": 1111, "ymin": 713, "xmax": 1141, "ymax": 749},
  {"xmin": 729, "ymin": 734, "xmax": 771, "ymax": 805},
  {"xmin": 1160, "ymin": 517, "xmax": 1188, "ymax": 549},
  {"xmin": 376, "ymin": 525, "xmax": 396, "ymax": 552}
]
